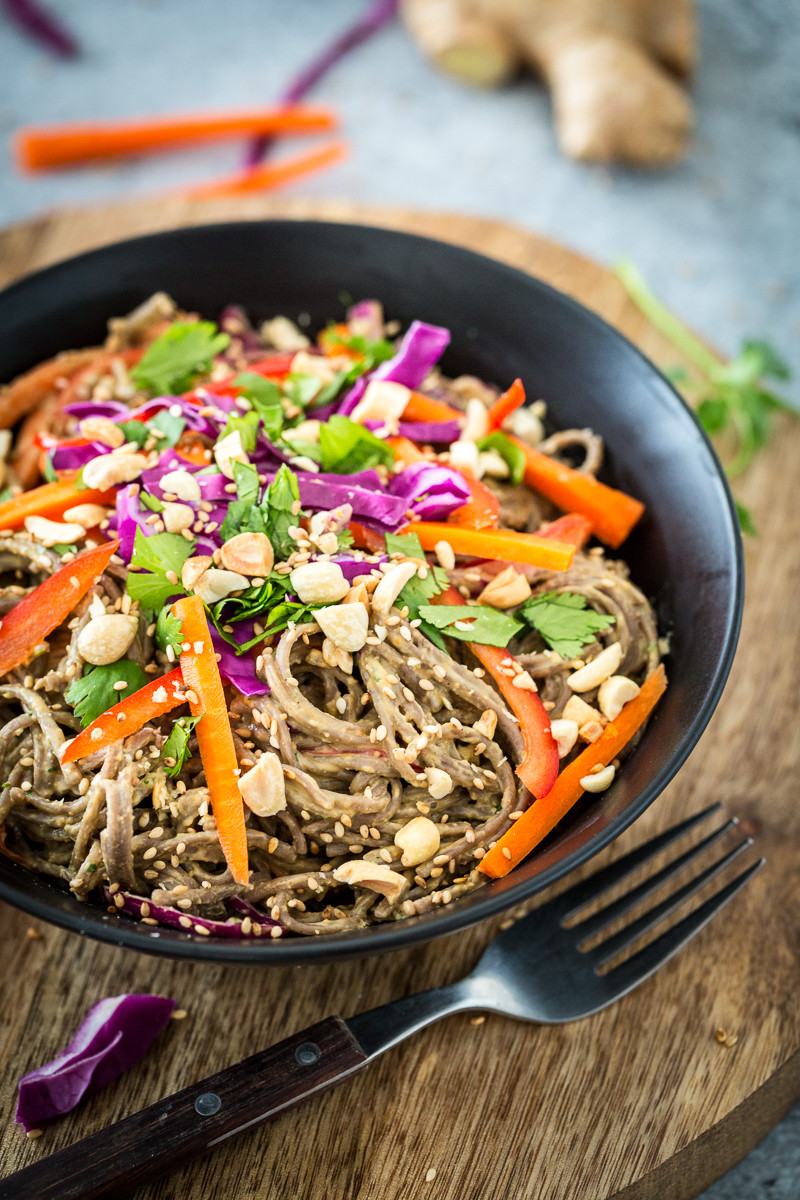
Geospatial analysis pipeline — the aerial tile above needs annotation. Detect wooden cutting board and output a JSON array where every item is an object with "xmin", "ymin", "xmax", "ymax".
[{"xmin": 0, "ymin": 197, "xmax": 798, "ymax": 1200}]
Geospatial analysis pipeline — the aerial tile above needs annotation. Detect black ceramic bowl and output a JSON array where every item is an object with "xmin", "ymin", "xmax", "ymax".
[{"xmin": 0, "ymin": 221, "xmax": 742, "ymax": 963}]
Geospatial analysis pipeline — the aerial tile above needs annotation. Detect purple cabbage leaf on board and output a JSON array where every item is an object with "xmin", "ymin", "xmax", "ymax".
[{"xmin": 16, "ymin": 994, "xmax": 175, "ymax": 1132}]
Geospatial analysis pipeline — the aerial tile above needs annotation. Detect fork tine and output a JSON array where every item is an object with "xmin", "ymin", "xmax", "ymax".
[
  {"xmin": 573, "ymin": 818, "xmax": 739, "ymax": 941},
  {"xmin": 551, "ymin": 803, "xmax": 724, "ymax": 920},
  {"xmin": 591, "ymin": 858, "xmax": 764, "ymax": 1003},
  {"xmin": 587, "ymin": 838, "xmax": 753, "ymax": 967}
]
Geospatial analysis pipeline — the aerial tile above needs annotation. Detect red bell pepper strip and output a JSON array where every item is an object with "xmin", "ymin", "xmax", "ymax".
[
  {"xmin": 405, "ymin": 522, "xmax": 575, "ymax": 572},
  {"xmin": 537, "ymin": 512, "xmax": 593, "ymax": 549},
  {"xmin": 0, "ymin": 539, "xmax": 119, "ymax": 677},
  {"xmin": 509, "ymin": 434, "xmax": 644, "ymax": 549},
  {"xmin": 0, "ymin": 473, "xmax": 115, "ymax": 532},
  {"xmin": 433, "ymin": 587, "xmax": 558, "ymax": 799},
  {"xmin": 447, "ymin": 469, "xmax": 500, "ymax": 529},
  {"xmin": 487, "ymin": 378, "xmax": 526, "ymax": 431},
  {"xmin": 480, "ymin": 664, "xmax": 667, "ymax": 878},
  {"xmin": 348, "ymin": 521, "xmax": 387, "ymax": 554},
  {"xmin": 172, "ymin": 595, "xmax": 250, "ymax": 886},
  {"xmin": 61, "ymin": 667, "xmax": 186, "ymax": 764}
]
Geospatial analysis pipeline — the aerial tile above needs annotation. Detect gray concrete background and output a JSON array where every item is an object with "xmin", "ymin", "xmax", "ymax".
[{"xmin": 0, "ymin": 2, "xmax": 798, "ymax": 1195}]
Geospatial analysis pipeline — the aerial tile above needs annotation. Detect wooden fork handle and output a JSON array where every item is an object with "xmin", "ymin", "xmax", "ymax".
[{"xmin": 0, "ymin": 1016, "xmax": 366, "ymax": 1200}]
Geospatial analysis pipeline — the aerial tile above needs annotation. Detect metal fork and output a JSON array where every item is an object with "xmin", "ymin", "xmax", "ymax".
[{"xmin": 2, "ymin": 804, "xmax": 762, "ymax": 1200}]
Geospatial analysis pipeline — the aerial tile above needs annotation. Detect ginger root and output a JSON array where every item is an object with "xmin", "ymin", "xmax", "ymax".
[{"xmin": 401, "ymin": 0, "xmax": 696, "ymax": 166}]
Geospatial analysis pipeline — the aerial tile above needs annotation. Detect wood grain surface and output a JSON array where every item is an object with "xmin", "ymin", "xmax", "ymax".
[{"xmin": 0, "ymin": 197, "xmax": 798, "ymax": 1200}]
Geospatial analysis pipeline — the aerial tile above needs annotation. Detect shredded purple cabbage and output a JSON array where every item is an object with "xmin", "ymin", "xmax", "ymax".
[
  {"xmin": 210, "ymin": 627, "xmax": 267, "ymax": 696},
  {"xmin": 288, "ymin": 472, "xmax": 409, "ymax": 528},
  {"xmin": 245, "ymin": 0, "xmax": 399, "ymax": 166},
  {"xmin": 101, "ymin": 887, "xmax": 282, "ymax": 938},
  {"xmin": 338, "ymin": 320, "xmax": 450, "ymax": 416},
  {"xmin": 51, "ymin": 441, "xmax": 109, "ymax": 471},
  {"xmin": 396, "ymin": 419, "xmax": 462, "ymax": 444},
  {"xmin": 388, "ymin": 462, "xmax": 470, "ymax": 521},
  {"xmin": 2, "ymin": 0, "xmax": 79, "ymax": 59},
  {"xmin": 62, "ymin": 400, "xmax": 129, "ymax": 422},
  {"xmin": 347, "ymin": 298, "xmax": 384, "ymax": 341},
  {"xmin": 16, "ymin": 994, "xmax": 174, "ymax": 1132},
  {"xmin": 332, "ymin": 555, "xmax": 386, "ymax": 581},
  {"xmin": 115, "ymin": 485, "xmax": 151, "ymax": 562}
]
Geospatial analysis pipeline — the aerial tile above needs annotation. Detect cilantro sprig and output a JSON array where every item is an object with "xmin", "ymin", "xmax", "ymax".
[
  {"xmin": 616, "ymin": 259, "xmax": 797, "ymax": 535},
  {"xmin": 66, "ymin": 661, "xmax": 149, "ymax": 727},
  {"xmin": 162, "ymin": 715, "xmax": 201, "ymax": 777},
  {"xmin": 519, "ymin": 592, "xmax": 615, "ymax": 660},
  {"xmin": 131, "ymin": 321, "xmax": 230, "ymax": 395},
  {"xmin": 125, "ymin": 529, "xmax": 193, "ymax": 616},
  {"xmin": 418, "ymin": 604, "xmax": 522, "ymax": 648},
  {"xmin": 384, "ymin": 532, "xmax": 449, "ymax": 648},
  {"xmin": 318, "ymin": 415, "xmax": 395, "ymax": 474}
]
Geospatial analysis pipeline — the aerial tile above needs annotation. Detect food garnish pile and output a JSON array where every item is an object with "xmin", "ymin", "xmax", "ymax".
[{"xmin": 0, "ymin": 294, "xmax": 665, "ymax": 937}]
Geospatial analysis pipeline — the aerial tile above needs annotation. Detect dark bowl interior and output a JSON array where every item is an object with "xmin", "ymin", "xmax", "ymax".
[{"xmin": 0, "ymin": 220, "xmax": 742, "ymax": 963}]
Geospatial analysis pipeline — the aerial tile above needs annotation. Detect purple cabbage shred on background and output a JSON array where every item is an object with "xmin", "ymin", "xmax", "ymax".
[{"xmin": 16, "ymin": 994, "xmax": 175, "ymax": 1132}]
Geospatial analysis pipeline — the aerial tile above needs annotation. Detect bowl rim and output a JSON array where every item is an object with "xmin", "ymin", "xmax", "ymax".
[{"xmin": 0, "ymin": 218, "xmax": 744, "ymax": 964}]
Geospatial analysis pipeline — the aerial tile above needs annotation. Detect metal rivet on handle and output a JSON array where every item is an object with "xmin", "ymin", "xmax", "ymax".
[
  {"xmin": 295, "ymin": 1042, "xmax": 321, "ymax": 1066},
  {"xmin": 195, "ymin": 1092, "xmax": 222, "ymax": 1116}
]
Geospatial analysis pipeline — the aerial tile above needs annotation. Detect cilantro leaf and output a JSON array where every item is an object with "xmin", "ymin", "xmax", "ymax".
[
  {"xmin": 221, "ymin": 410, "xmax": 260, "ymax": 453},
  {"xmin": 280, "ymin": 435, "xmax": 323, "ymax": 464},
  {"xmin": 155, "ymin": 606, "xmax": 184, "ymax": 656},
  {"xmin": 615, "ymin": 259, "xmax": 796, "ymax": 504},
  {"xmin": 43, "ymin": 452, "xmax": 57, "ymax": 483},
  {"xmin": 418, "ymin": 604, "xmax": 523, "ymax": 647},
  {"xmin": 66, "ymin": 661, "xmax": 149, "ymax": 727},
  {"xmin": 520, "ymin": 592, "xmax": 615, "ymax": 659},
  {"xmin": 148, "ymin": 409, "xmax": 186, "ymax": 448},
  {"xmin": 162, "ymin": 715, "xmax": 201, "ymax": 777},
  {"xmin": 50, "ymin": 542, "xmax": 78, "ymax": 556},
  {"xmin": 384, "ymin": 532, "xmax": 448, "ymax": 648},
  {"xmin": 220, "ymin": 461, "xmax": 267, "ymax": 542},
  {"xmin": 235, "ymin": 373, "xmax": 284, "ymax": 442},
  {"xmin": 476, "ymin": 431, "xmax": 525, "ymax": 484},
  {"xmin": 284, "ymin": 372, "xmax": 324, "ymax": 408},
  {"xmin": 319, "ymin": 415, "xmax": 395, "ymax": 474},
  {"xmin": 131, "ymin": 321, "xmax": 230, "ymax": 395},
  {"xmin": 126, "ymin": 529, "xmax": 193, "ymax": 616},
  {"xmin": 262, "ymin": 465, "xmax": 301, "ymax": 561},
  {"xmin": 209, "ymin": 573, "xmax": 315, "ymax": 648},
  {"xmin": 117, "ymin": 420, "xmax": 151, "ymax": 448}
]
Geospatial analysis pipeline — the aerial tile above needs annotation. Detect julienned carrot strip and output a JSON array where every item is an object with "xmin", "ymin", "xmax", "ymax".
[
  {"xmin": 15, "ymin": 106, "xmax": 338, "ymax": 171},
  {"xmin": 0, "ymin": 473, "xmax": 115, "ymax": 532},
  {"xmin": 401, "ymin": 393, "xmax": 464, "ymax": 424},
  {"xmin": 385, "ymin": 436, "xmax": 426, "ymax": 467},
  {"xmin": 61, "ymin": 668, "xmax": 185, "ymax": 764},
  {"xmin": 406, "ymin": 522, "xmax": 575, "ymax": 572},
  {"xmin": 172, "ymin": 596, "xmax": 249, "ymax": 886},
  {"xmin": 0, "ymin": 540, "xmax": 119, "ymax": 678},
  {"xmin": 509, "ymin": 435, "xmax": 644, "ymax": 549},
  {"xmin": 433, "ymin": 588, "xmax": 558, "ymax": 799},
  {"xmin": 479, "ymin": 664, "xmax": 668, "ymax": 878},
  {"xmin": 537, "ymin": 512, "xmax": 593, "ymax": 549},
  {"xmin": 180, "ymin": 140, "xmax": 348, "ymax": 201},
  {"xmin": 447, "ymin": 469, "xmax": 500, "ymax": 529},
  {"xmin": 487, "ymin": 378, "xmax": 525, "ymax": 431}
]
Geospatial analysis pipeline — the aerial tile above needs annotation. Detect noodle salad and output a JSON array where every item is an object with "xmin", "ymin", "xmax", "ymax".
[{"xmin": 0, "ymin": 294, "xmax": 665, "ymax": 938}]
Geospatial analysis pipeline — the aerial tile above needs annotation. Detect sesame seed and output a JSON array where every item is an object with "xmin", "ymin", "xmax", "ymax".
[
  {"xmin": 502, "ymin": 847, "xmax": 512, "ymax": 860},
  {"xmin": 425, "ymin": 1168, "xmax": 437, "ymax": 1183},
  {"xmin": 268, "ymin": 837, "xmax": 279, "ymax": 854}
]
